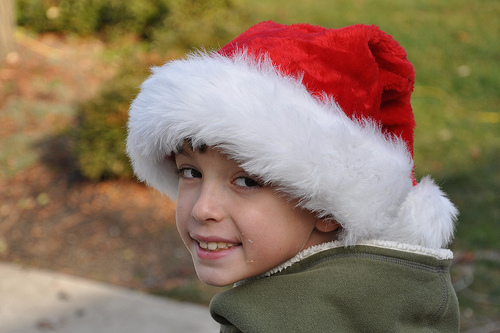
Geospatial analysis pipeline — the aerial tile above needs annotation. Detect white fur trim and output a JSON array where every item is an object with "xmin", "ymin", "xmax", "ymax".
[
  {"xmin": 127, "ymin": 51, "xmax": 457, "ymax": 249},
  {"xmin": 234, "ymin": 239, "xmax": 454, "ymax": 286},
  {"xmin": 265, "ymin": 239, "xmax": 454, "ymax": 276}
]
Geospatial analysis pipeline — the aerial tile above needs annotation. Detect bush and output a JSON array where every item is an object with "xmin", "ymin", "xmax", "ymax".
[
  {"xmin": 16, "ymin": 0, "xmax": 251, "ymax": 48},
  {"xmin": 73, "ymin": 58, "xmax": 150, "ymax": 181},
  {"xmin": 152, "ymin": 0, "xmax": 253, "ymax": 51},
  {"xmin": 17, "ymin": 0, "xmax": 170, "ymax": 37}
]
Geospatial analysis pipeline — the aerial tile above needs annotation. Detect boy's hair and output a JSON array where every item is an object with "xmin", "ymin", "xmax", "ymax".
[{"xmin": 126, "ymin": 22, "xmax": 457, "ymax": 250}]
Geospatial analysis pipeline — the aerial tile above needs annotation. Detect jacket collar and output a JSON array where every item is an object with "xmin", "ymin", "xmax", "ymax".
[{"xmin": 235, "ymin": 239, "xmax": 453, "ymax": 286}]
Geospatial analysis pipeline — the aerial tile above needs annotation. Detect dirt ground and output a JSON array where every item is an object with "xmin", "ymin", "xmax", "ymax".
[{"xmin": 0, "ymin": 32, "xmax": 219, "ymax": 304}]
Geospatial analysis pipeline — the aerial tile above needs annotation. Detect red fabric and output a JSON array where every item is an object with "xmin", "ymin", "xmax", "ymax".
[{"xmin": 218, "ymin": 22, "xmax": 416, "ymax": 158}]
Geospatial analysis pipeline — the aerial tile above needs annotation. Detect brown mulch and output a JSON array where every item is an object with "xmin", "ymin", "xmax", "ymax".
[
  {"xmin": 0, "ymin": 32, "xmax": 218, "ymax": 302},
  {"xmin": 0, "ymin": 163, "xmax": 193, "ymax": 290}
]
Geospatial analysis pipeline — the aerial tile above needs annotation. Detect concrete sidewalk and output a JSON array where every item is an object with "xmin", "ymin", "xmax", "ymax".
[{"xmin": 0, "ymin": 263, "xmax": 219, "ymax": 333}]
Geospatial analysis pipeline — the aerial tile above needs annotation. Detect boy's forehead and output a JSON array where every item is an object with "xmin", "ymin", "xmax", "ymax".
[{"xmin": 175, "ymin": 142, "xmax": 237, "ymax": 164}]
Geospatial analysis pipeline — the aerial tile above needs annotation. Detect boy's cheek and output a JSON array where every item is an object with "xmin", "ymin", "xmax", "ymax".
[
  {"xmin": 174, "ymin": 202, "xmax": 189, "ymax": 241},
  {"xmin": 175, "ymin": 220, "xmax": 192, "ymax": 253}
]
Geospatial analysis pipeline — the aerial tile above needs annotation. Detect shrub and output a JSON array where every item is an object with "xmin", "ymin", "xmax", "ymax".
[
  {"xmin": 73, "ymin": 58, "xmax": 150, "ymax": 181},
  {"xmin": 16, "ymin": 0, "xmax": 171, "ymax": 37},
  {"xmin": 16, "ymin": 0, "xmax": 251, "ymax": 48},
  {"xmin": 152, "ymin": 0, "xmax": 253, "ymax": 51}
]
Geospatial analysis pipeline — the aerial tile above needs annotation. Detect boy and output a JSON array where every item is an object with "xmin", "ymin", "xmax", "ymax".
[{"xmin": 127, "ymin": 22, "xmax": 459, "ymax": 332}]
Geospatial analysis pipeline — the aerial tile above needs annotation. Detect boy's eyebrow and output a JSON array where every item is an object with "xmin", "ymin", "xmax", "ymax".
[
  {"xmin": 175, "ymin": 147, "xmax": 191, "ymax": 157},
  {"xmin": 176, "ymin": 142, "xmax": 208, "ymax": 156}
]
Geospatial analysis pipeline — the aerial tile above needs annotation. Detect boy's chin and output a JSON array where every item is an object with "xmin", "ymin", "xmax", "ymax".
[
  {"xmin": 196, "ymin": 272, "xmax": 235, "ymax": 287},
  {"xmin": 195, "ymin": 266, "xmax": 251, "ymax": 287},
  {"xmin": 201, "ymin": 280, "xmax": 230, "ymax": 288}
]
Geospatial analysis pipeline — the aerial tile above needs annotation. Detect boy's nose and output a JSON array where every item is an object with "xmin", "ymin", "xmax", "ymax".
[{"xmin": 191, "ymin": 184, "xmax": 225, "ymax": 223}]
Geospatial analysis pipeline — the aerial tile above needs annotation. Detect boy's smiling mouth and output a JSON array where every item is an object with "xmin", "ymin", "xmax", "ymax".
[
  {"xmin": 191, "ymin": 234, "xmax": 242, "ymax": 253},
  {"xmin": 199, "ymin": 241, "xmax": 239, "ymax": 251}
]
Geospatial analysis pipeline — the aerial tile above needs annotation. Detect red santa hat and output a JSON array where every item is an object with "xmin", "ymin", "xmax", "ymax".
[{"xmin": 126, "ymin": 22, "xmax": 457, "ymax": 250}]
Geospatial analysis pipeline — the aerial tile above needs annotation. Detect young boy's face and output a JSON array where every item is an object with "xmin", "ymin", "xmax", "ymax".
[{"xmin": 174, "ymin": 143, "xmax": 334, "ymax": 287}]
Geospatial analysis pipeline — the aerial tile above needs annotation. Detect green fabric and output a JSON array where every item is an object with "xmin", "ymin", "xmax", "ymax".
[{"xmin": 210, "ymin": 245, "xmax": 459, "ymax": 332}]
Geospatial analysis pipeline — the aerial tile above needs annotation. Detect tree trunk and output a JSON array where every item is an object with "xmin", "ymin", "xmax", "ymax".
[{"xmin": 0, "ymin": 0, "xmax": 16, "ymax": 62}]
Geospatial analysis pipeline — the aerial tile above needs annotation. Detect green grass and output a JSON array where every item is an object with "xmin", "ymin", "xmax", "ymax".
[{"xmin": 0, "ymin": 98, "xmax": 75, "ymax": 178}]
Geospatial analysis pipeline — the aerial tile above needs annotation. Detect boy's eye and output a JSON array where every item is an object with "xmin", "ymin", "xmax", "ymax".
[
  {"xmin": 234, "ymin": 177, "xmax": 261, "ymax": 188},
  {"xmin": 178, "ymin": 168, "xmax": 202, "ymax": 179}
]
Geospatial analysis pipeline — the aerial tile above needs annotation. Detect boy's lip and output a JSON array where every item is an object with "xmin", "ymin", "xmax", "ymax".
[{"xmin": 190, "ymin": 233, "xmax": 240, "ymax": 244}]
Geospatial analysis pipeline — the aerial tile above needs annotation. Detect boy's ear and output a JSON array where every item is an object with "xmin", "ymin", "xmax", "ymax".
[{"xmin": 315, "ymin": 219, "xmax": 341, "ymax": 233}]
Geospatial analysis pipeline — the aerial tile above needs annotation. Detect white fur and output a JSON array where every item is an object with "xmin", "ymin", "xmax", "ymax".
[
  {"xmin": 127, "ymin": 51, "xmax": 458, "ymax": 249},
  {"xmin": 391, "ymin": 176, "xmax": 458, "ymax": 248},
  {"xmin": 235, "ymin": 238, "xmax": 455, "ymax": 286}
]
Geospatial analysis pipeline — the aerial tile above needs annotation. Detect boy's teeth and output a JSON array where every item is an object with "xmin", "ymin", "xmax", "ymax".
[{"xmin": 199, "ymin": 241, "xmax": 235, "ymax": 251}]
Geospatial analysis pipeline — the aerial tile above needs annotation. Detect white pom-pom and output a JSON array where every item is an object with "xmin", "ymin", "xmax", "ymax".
[{"xmin": 391, "ymin": 176, "xmax": 458, "ymax": 249}]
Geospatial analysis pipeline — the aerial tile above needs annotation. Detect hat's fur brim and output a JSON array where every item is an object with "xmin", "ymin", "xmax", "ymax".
[{"xmin": 127, "ymin": 52, "xmax": 457, "ymax": 249}]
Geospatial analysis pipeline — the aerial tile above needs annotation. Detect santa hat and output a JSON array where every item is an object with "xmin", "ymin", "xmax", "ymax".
[{"xmin": 126, "ymin": 22, "xmax": 457, "ymax": 250}]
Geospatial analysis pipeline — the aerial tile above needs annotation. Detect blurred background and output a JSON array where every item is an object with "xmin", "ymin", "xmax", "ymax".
[{"xmin": 0, "ymin": 0, "xmax": 498, "ymax": 331}]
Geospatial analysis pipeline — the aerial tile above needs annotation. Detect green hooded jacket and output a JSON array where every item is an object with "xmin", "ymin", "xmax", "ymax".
[{"xmin": 210, "ymin": 241, "xmax": 459, "ymax": 332}]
